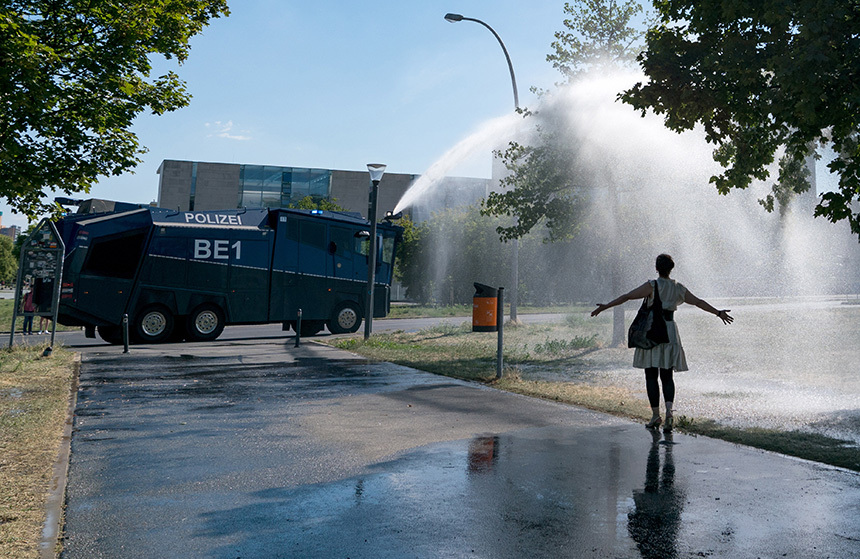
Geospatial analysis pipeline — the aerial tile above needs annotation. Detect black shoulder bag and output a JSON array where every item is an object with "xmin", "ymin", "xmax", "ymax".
[{"xmin": 627, "ymin": 280, "xmax": 670, "ymax": 349}]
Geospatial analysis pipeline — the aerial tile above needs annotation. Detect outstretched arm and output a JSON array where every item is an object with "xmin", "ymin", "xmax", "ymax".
[
  {"xmin": 684, "ymin": 290, "xmax": 734, "ymax": 325},
  {"xmin": 590, "ymin": 282, "xmax": 653, "ymax": 317}
]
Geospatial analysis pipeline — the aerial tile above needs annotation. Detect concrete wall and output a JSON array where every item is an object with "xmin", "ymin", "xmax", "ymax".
[
  {"xmin": 157, "ymin": 160, "xmax": 240, "ymax": 211},
  {"xmin": 157, "ymin": 160, "xmax": 193, "ymax": 211},
  {"xmin": 195, "ymin": 162, "xmax": 240, "ymax": 210},
  {"xmin": 330, "ymin": 170, "xmax": 416, "ymax": 221}
]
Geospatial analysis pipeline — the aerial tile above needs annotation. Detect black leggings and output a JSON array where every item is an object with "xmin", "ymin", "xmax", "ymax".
[{"xmin": 645, "ymin": 367, "xmax": 675, "ymax": 408}]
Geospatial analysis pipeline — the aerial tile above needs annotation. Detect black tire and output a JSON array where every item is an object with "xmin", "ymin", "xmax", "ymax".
[
  {"xmin": 133, "ymin": 304, "xmax": 174, "ymax": 344},
  {"xmin": 97, "ymin": 325, "xmax": 123, "ymax": 345},
  {"xmin": 185, "ymin": 304, "xmax": 225, "ymax": 342},
  {"xmin": 328, "ymin": 302, "xmax": 363, "ymax": 334},
  {"xmin": 299, "ymin": 320, "xmax": 325, "ymax": 337}
]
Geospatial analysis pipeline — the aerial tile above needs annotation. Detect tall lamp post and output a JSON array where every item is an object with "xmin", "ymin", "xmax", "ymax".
[
  {"xmin": 364, "ymin": 163, "xmax": 386, "ymax": 340},
  {"xmin": 444, "ymin": 12, "xmax": 520, "ymax": 322}
]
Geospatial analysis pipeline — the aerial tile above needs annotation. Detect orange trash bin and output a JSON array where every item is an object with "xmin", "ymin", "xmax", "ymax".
[{"xmin": 472, "ymin": 283, "xmax": 498, "ymax": 332}]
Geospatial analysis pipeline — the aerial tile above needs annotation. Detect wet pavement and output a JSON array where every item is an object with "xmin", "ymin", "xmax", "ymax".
[{"xmin": 61, "ymin": 337, "xmax": 860, "ymax": 558}]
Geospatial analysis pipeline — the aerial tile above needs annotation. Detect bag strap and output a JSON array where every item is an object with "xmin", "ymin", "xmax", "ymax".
[{"xmin": 650, "ymin": 279, "xmax": 663, "ymax": 308}]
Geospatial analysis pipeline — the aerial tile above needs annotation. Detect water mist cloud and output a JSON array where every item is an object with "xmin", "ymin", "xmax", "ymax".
[
  {"xmin": 402, "ymin": 70, "xmax": 859, "ymax": 301},
  {"xmin": 393, "ymin": 112, "xmax": 527, "ymax": 215}
]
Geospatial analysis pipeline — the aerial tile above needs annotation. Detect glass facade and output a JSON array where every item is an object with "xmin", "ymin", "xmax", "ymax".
[{"xmin": 238, "ymin": 164, "xmax": 332, "ymax": 209}]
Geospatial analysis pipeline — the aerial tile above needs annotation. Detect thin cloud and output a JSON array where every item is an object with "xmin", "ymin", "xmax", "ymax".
[{"xmin": 205, "ymin": 120, "xmax": 252, "ymax": 141}]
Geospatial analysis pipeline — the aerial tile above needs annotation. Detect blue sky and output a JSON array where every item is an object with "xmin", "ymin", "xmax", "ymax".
[{"xmin": 2, "ymin": 1, "xmax": 567, "ymax": 229}]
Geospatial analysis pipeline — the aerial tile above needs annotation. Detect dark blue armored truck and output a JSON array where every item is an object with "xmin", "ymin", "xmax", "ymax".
[{"xmin": 55, "ymin": 206, "xmax": 402, "ymax": 344}]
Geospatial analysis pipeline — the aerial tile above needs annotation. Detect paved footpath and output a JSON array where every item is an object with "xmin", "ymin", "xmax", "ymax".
[{"xmin": 60, "ymin": 337, "xmax": 860, "ymax": 558}]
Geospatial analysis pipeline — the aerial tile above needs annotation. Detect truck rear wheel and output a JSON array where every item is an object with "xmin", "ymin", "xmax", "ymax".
[
  {"xmin": 328, "ymin": 302, "xmax": 362, "ymax": 334},
  {"xmin": 133, "ymin": 304, "xmax": 174, "ymax": 344},
  {"xmin": 186, "ymin": 304, "xmax": 225, "ymax": 342}
]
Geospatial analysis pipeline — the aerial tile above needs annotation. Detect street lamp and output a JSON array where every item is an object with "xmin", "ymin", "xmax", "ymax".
[
  {"xmin": 444, "ymin": 12, "xmax": 521, "ymax": 321},
  {"xmin": 444, "ymin": 13, "xmax": 519, "ymax": 109},
  {"xmin": 364, "ymin": 163, "xmax": 386, "ymax": 340}
]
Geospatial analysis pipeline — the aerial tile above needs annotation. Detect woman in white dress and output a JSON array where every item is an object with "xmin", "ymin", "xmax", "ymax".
[{"xmin": 590, "ymin": 254, "xmax": 733, "ymax": 431}]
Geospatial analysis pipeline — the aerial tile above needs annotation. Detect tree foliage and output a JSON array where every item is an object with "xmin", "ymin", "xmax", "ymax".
[
  {"xmin": 0, "ymin": 235, "xmax": 16, "ymax": 284},
  {"xmin": 396, "ymin": 208, "xmax": 513, "ymax": 305},
  {"xmin": 11, "ymin": 223, "xmax": 35, "ymax": 262},
  {"xmin": 484, "ymin": 120, "xmax": 583, "ymax": 242},
  {"xmin": 483, "ymin": 0, "xmax": 648, "ymax": 240},
  {"xmin": 0, "ymin": 0, "xmax": 229, "ymax": 218},
  {"xmin": 287, "ymin": 196, "xmax": 348, "ymax": 212},
  {"xmin": 547, "ymin": 0, "xmax": 649, "ymax": 82},
  {"xmin": 622, "ymin": 0, "xmax": 860, "ymax": 237}
]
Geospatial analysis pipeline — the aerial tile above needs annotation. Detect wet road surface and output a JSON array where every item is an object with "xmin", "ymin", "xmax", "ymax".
[{"xmin": 61, "ymin": 337, "xmax": 860, "ymax": 558}]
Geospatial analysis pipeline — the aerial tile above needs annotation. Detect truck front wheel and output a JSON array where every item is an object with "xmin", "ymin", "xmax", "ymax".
[
  {"xmin": 186, "ymin": 304, "xmax": 225, "ymax": 342},
  {"xmin": 133, "ymin": 305, "xmax": 174, "ymax": 344},
  {"xmin": 328, "ymin": 302, "xmax": 362, "ymax": 334}
]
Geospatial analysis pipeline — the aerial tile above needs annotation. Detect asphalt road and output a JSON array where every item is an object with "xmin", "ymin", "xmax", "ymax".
[
  {"xmin": 48, "ymin": 313, "xmax": 557, "ymax": 349},
  {"xmin": 58, "ymin": 333, "xmax": 860, "ymax": 558}
]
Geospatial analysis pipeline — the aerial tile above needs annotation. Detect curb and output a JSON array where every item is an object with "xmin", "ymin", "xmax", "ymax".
[{"xmin": 40, "ymin": 353, "xmax": 80, "ymax": 559}]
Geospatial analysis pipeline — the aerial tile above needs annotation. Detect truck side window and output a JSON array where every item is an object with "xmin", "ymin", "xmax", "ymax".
[
  {"xmin": 330, "ymin": 227, "xmax": 353, "ymax": 257},
  {"xmin": 355, "ymin": 236, "xmax": 370, "ymax": 256},
  {"xmin": 300, "ymin": 221, "xmax": 326, "ymax": 249},
  {"xmin": 82, "ymin": 232, "xmax": 146, "ymax": 279},
  {"xmin": 382, "ymin": 237, "xmax": 395, "ymax": 264}
]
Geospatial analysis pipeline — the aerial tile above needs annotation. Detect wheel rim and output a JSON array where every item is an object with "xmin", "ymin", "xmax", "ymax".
[
  {"xmin": 337, "ymin": 308, "xmax": 358, "ymax": 330},
  {"xmin": 141, "ymin": 311, "xmax": 167, "ymax": 337},
  {"xmin": 194, "ymin": 310, "xmax": 219, "ymax": 335}
]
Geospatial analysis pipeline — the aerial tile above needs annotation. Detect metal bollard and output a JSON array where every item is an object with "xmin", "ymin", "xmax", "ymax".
[
  {"xmin": 295, "ymin": 309, "xmax": 302, "ymax": 348},
  {"xmin": 496, "ymin": 287, "xmax": 504, "ymax": 380},
  {"xmin": 122, "ymin": 314, "xmax": 129, "ymax": 353}
]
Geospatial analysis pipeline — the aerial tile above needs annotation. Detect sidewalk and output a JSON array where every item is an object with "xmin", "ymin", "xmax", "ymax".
[{"xmin": 59, "ymin": 338, "xmax": 860, "ymax": 558}]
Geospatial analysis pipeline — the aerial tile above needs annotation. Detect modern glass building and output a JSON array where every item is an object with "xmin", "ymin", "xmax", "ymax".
[
  {"xmin": 237, "ymin": 165, "xmax": 332, "ymax": 208},
  {"xmin": 157, "ymin": 159, "xmax": 491, "ymax": 223}
]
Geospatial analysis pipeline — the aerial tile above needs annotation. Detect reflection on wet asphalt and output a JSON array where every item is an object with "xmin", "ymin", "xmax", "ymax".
[
  {"xmin": 61, "ymin": 343, "xmax": 860, "ymax": 559},
  {"xmin": 628, "ymin": 431, "xmax": 683, "ymax": 559},
  {"xmin": 186, "ymin": 426, "xmax": 859, "ymax": 559}
]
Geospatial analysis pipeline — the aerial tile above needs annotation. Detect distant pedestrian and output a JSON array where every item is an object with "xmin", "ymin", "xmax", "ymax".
[
  {"xmin": 22, "ymin": 289, "xmax": 35, "ymax": 335},
  {"xmin": 590, "ymin": 254, "xmax": 733, "ymax": 431},
  {"xmin": 39, "ymin": 315, "xmax": 51, "ymax": 335}
]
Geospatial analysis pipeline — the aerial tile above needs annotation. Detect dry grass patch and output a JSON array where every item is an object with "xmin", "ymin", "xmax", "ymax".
[
  {"xmin": 0, "ymin": 345, "xmax": 76, "ymax": 559},
  {"xmin": 494, "ymin": 371, "xmax": 648, "ymax": 421}
]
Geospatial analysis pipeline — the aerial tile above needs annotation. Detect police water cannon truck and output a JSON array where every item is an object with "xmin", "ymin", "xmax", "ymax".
[{"xmin": 54, "ymin": 204, "xmax": 402, "ymax": 344}]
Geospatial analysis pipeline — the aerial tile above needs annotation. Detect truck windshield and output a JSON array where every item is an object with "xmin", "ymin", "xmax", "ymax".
[{"xmin": 355, "ymin": 235, "xmax": 394, "ymax": 264}]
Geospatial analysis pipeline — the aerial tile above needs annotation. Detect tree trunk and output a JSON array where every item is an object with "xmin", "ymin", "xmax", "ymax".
[
  {"xmin": 612, "ymin": 306, "xmax": 626, "ymax": 347},
  {"xmin": 610, "ymin": 252, "xmax": 625, "ymax": 347}
]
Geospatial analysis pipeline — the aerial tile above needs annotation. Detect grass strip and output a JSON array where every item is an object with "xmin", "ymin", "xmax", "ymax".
[
  {"xmin": 329, "ymin": 328, "xmax": 860, "ymax": 473},
  {"xmin": 674, "ymin": 416, "xmax": 860, "ymax": 471},
  {"xmin": 0, "ymin": 344, "xmax": 76, "ymax": 559},
  {"xmin": 386, "ymin": 304, "xmax": 588, "ymax": 319}
]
